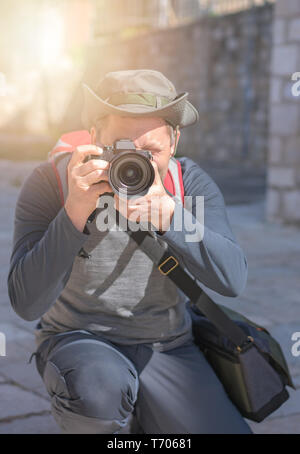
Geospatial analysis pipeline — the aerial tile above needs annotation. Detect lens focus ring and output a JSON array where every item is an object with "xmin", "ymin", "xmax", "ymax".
[{"xmin": 109, "ymin": 152, "xmax": 154, "ymax": 198}]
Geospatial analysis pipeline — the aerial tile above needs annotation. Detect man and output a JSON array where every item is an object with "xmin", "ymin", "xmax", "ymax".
[{"xmin": 8, "ymin": 69, "xmax": 252, "ymax": 434}]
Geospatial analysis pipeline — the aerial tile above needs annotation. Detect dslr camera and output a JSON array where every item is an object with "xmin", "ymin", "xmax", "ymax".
[{"xmin": 84, "ymin": 139, "xmax": 155, "ymax": 198}]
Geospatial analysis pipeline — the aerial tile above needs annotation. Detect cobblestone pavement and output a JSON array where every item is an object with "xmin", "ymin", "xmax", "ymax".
[{"xmin": 0, "ymin": 160, "xmax": 299, "ymax": 434}]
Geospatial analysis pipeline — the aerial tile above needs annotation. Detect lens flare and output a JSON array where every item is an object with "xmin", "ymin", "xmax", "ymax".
[{"xmin": 39, "ymin": 8, "xmax": 64, "ymax": 67}]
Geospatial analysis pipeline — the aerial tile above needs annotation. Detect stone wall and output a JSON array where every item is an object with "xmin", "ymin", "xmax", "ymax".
[
  {"xmin": 64, "ymin": 4, "xmax": 273, "ymax": 168},
  {"xmin": 205, "ymin": 5, "xmax": 272, "ymax": 166},
  {"xmin": 266, "ymin": 0, "xmax": 300, "ymax": 225}
]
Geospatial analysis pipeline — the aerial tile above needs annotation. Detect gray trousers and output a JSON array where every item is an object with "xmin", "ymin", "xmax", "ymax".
[{"xmin": 33, "ymin": 330, "xmax": 253, "ymax": 434}]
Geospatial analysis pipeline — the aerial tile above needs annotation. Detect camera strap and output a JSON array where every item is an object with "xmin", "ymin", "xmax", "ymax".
[{"xmin": 122, "ymin": 223, "xmax": 248, "ymax": 348}]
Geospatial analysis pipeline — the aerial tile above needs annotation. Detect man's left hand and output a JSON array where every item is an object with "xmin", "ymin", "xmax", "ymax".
[{"xmin": 114, "ymin": 161, "xmax": 175, "ymax": 233}]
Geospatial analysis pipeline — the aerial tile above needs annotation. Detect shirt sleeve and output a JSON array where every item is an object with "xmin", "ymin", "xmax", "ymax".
[
  {"xmin": 159, "ymin": 157, "xmax": 248, "ymax": 297},
  {"xmin": 7, "ymin": 162, "xmax": 89, "ymax": 321}
]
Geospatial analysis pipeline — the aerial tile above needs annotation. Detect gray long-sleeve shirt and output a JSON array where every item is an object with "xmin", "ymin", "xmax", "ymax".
[{"xmin": 7, "ymin": 156, "xmax": 248, "ymax": 351}]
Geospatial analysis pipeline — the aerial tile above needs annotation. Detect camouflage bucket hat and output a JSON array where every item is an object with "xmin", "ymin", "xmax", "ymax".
[{"xmin": 81, "ymin": 69, "xmax": 199, "ymax": 130}]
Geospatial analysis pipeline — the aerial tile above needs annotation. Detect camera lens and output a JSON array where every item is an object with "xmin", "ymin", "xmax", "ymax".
[
  {"xmin": 119, "ymin": 163, "xmax": 142, "ymax": 187},
  {"xmin": 109, "ymin": 152, "xmax": 155, "ymax": 197}
]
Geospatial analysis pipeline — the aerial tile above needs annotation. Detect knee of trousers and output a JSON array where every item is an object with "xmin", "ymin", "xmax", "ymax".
[{"xmin": 42, "ymin": 341, "xmax": 139, "ymax": 432}]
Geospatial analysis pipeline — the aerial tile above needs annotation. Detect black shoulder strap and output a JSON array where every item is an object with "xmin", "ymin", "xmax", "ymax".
[{"xmin": 126, "ymin": 226, "xmax": 249, "ymax": 349}]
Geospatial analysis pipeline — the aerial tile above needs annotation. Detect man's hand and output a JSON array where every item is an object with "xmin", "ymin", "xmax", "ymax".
[
  {"xmin": 114, "ymin": 161, "xmax": 175, "ymax": 233},
  {"xmin": 64, "ymin": 145, "xmax": 112, "ymax": 232}
]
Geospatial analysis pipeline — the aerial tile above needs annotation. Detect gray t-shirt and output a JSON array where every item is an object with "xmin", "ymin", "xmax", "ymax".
[{"xmin": 7, "ymin": 157, "xmax": 248, "ymax": 352}]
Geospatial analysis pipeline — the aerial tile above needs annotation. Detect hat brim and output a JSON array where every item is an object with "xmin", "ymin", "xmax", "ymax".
[{"xmin": 81, "ymin": 83, "xmax": 199, "ymax": 130}]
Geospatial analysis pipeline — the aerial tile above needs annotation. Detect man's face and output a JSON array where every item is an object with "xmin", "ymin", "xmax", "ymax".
[{"xmin": 90, "ymin": 115, "xmax": 178, "ymax": 182}]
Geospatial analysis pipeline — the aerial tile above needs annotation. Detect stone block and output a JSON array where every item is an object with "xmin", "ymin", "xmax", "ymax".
[
  {"xmin": 283, "ymin": 136, "xmax": 300, "ymax": 164},
  {"xmin": 270, "ymin": 77, "xmax": 282, "ymax": 103},
  {"xmin": 266, "ymin": 188, "xmax": 281, "ymax": 218},
  {"xmin": 289, "ymin": 18, "xmax": 300, "ymax": 41},
  {"xmin": 276, "ymin": 0, "xmax": 300, "ymax": 17},
  {"xmin": 270, "ymin": 104, "xmax": 299, "ymax": 136},
  {"xmin": 273, "ymin": 19, "xmax": 286, "ymax": 45},
  {"xmin": 271, "ymin": 45, "xmax": 299, "ymax": 76},
  {"xmin": 282, "ymin": 190, "xmax": 300, "ymax": 220},
  {"xmin": 267, "ymin": 167, "xmax": 295, "ymax": 188},
  {"xmin": 268, "ymin": 137, "xmax": 282, "ymax": 164}
]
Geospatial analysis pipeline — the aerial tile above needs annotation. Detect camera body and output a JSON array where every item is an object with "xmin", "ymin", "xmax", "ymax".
[{"xmin": 85, "ymin": 139, "xmax": 155, "ymax": 198}]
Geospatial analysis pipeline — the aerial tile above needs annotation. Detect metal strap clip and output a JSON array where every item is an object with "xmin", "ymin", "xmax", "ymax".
[{"xmin": 158, "ymin": 256, "xmax": 179, "ymax": 276}]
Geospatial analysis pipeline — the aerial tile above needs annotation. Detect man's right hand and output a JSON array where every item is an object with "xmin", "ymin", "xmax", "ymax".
[{"xmin": 64, "ymin": 145, "xmax": 112, "ymax": 232}]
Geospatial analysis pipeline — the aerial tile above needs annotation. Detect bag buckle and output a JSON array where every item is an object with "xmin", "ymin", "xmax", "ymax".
[
  {"xmin": 158, "ymin": 256, "xmax": 179, "ymax": 276},
  {"xmin": 236, "ymin": 336, "xmax": 254, "ymax": 353}
]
